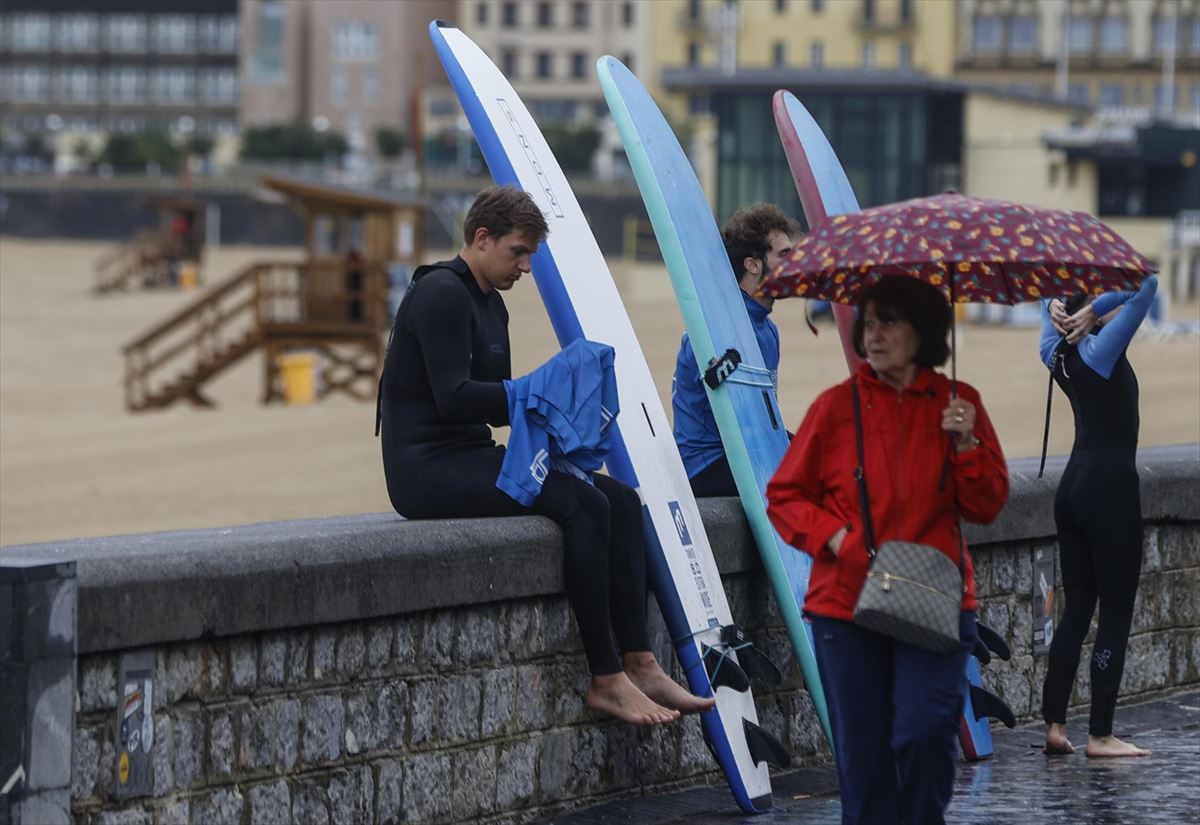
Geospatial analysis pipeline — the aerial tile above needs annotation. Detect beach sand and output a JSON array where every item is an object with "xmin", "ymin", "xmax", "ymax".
[{"xmin": 2, "ymin": 238, "xmax": 1197, "ymax": 545}]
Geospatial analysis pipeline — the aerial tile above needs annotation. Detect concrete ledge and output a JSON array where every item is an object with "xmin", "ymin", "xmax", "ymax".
[{"xmin": 4, "ymin": 444, "xmax": 1197, "ymax": 655}]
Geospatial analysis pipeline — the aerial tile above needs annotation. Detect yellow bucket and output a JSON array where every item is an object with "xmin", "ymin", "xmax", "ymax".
[
  {"xmin": 279, "ymin": 352, "xmax": 317, "ymax": 405},
  {"xmin": 178, "ymin": 262, "xmax": 198, "ymax": 289}
]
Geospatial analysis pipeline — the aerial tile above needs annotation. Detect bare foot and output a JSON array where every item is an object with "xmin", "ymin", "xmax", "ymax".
[
  {"xmin": 585, "ymin": 672, "xmax": 679, "ymax": 726},
  {"xmin": 1086, "ymin": 735, "xmax": 1151, "ymax": 758},
  {"xmin": 623, "ymin": 651, "xmax": 716, "ymax": 714},
  {"xmin": 1044, "ymin": 722, "xmax": 1075, "ymax": 755}
]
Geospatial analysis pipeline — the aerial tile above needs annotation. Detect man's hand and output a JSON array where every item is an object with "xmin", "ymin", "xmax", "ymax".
[{"xmin": 1049, "ymin": 298, "xmax": 1097, "ymax": 344}]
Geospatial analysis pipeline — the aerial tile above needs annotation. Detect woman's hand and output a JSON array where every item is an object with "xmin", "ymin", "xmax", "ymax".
[
  {"xmin": 942, "ymin": 398, "xmax": 979, "ymax": 451},
  {"xmin": 1049, "ymin": 298, "xmax": 1097, "ymax": 344},
  {"xmin": 827, "ymin": 526, "xmax": 847, "ymax": 556}
]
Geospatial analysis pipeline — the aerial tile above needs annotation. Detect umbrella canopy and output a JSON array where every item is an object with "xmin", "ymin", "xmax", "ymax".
[{"xmin": 761, "ymin": 193, "xmax": 1154, "ymax": 305}]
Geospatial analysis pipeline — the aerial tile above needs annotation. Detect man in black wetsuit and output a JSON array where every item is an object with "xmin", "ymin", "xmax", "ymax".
[{"xmin": 377, "ymin": 185, "xmax": 713, "ymax": 725}]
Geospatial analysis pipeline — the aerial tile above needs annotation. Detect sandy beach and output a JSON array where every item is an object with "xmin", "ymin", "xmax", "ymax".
[{"xmin": 1, "ymin": 237, "xmax": 1197, "ymax": 546}]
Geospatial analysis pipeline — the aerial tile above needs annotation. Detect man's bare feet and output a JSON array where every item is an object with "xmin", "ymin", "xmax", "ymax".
[
  {"xmin": 585, "ymin": 672, "xmax": 679, "ymax": 726},
  {"xmin": 623, "ymin": 651, "xmax": 717, "ymax": 714},
  {"xmin": 1086, "ymin": 735, "xmax": 1151, "ymax": 758},
  {"xmin": 1044, "ymin": 722, "xmax": 1075, "ymax": 755}
]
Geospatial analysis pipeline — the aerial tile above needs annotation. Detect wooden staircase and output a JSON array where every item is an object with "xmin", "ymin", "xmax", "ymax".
[
  {"xmin": 94, "ymin": 230, "xmax": 176, "ymax": 294},
  {"xmin": 122, "ymin": 259, "xmax": 388, "ymax": 412}
]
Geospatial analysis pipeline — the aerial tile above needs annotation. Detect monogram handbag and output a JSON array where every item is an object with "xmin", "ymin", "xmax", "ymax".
[{"xmin": 849, "ymin": 380, "xmax": 965, "ymax": 654}]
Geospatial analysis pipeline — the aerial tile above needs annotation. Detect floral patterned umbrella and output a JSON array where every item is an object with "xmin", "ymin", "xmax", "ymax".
[{"xmin": 761, "ymin": 193, "xmax": 1155, "ymax": 305}]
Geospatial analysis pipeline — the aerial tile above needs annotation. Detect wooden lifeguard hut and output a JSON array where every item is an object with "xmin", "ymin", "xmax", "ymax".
[
  {"xmin": 121, "ymin": 176, "xmax": 424, "ymax": 411},
  {"xmin": 94, "ymin": 195, "xmax": 207, "ymax": 293}
]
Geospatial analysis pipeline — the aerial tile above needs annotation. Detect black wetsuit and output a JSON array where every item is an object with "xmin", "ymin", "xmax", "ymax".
[
  {"xmin": 1040, "ymin": 284, "xmax": 1152, "ymax": 737},
  {"xmin": 377, "ymin": 257, "xmax": 649, "ymax": 675}
]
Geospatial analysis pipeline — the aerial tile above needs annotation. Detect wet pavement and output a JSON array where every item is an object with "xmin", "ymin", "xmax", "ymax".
[{"xmin": 548, "ymin": 690, "xmax": 1200, "ymax": 824}]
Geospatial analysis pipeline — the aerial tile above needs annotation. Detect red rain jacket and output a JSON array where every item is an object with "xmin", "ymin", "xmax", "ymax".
[{"xmin": 767, "ymin": 364, "xmax": 1009, "ymax": 621}]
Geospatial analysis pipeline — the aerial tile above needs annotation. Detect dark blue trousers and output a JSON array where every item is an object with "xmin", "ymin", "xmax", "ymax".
[{"xmin": 811, "ymin": 612, "xmax": 975, "ymax": 825}]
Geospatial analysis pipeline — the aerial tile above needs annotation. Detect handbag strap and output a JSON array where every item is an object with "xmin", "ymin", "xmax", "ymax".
[{"xmin": 850, "ymin": 378, "xmax": 967, "ymax": 584}]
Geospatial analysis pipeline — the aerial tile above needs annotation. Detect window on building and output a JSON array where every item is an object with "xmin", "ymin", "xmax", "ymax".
[
  {"xmin": 1190, "ymin": 82, "xmax": 1200, "ymax": 112},
  {"xmin": 898, "ymin": 41, "xmax": 912, "ymax": 68},
  {"xmin": 776, "ymin": 0, "xmax": 788, "ymax": 12},
  {"xmin": 1099, "ymin": 16, "xmax": 1127, "ymax": 54},
  {"xmin": 106, "ymin": 66, "xmax": 146, "ymax": 102},
  {"xmin": 773, "ymin": 41, "xmax": 786, "ymax": 67},
  {"xmin": 1066, "ymin": 16, "xmax": 1093, "ymax": 55},
  {"xmin": 10, "ymin": 14, "xmax": 52, "ymax": 51},
  {"xmin": 622, "ymin": 52, "xmax": 635, "ymax": 72},
  {"xmin": 862, "ymin": 0, "xmax": 875, "ymax": 24},
  {"xmin": 199, "ymin": 16, "xmax": 239, "ymax": 53},
  {"xmin": 199, "ymin": 67, "xmax": 237, "ymax": 104},
  {"xmin": 11, "ymin": 66, "xmax": 49, "ymax": 101},
  {"xmin": 477, "ymin": 2, "xmax": 488, "ymax": 26},
  {"xmin": 571, "ymin": 51, "xmax": 587, "ymax": 79},
  {"xmin": 250, "ymin": 0, "xmax": 284, "ymax": 82},
  {"xmin": 1008, "ymin": 16, "xmax": 1037, "ymax": 55},
  {"xmin": 1098, "ymin": 83, "xmax": 1124, "ymax": 106},
  {"xmin": 501, "ymin": 49, "xmax": 518, "ymax": 77},
  {"xmin": 59, "ymin": 66, "xmax": 99, "ymax": 102},
  {"xmin": 151, "ymin": 66, "xmax": 194, "ymax": 103},
  {"xmin": 1191, "ymin": 17, "xmax": 1200, "ymax": 55},
  {"xmin": 364, "ymin": 67, "xmax": 380, "ymax": 103},
  {"xmin": 688, "ymin": 0, "xmax": 702, "ymax": 21},
  {"xmin": 861, "ymin": 41, "xmax": 876, "ymax": 68},
  {"xmin": 152, "ymin": 15, "xmax": 197, "ymax": 53},
  {"xmin": 810, "ymin": 40, "xmax": 824, "ymax": 68},
  {"xmin": 502, "ymin": 2, "xmax": 518, "ymax": 27},
  {"xmin": 973, "ymin": 16, "xmax": 1002, "ymax": 53},
  {"xmin": 572, "ymin": 2, "xmax": 589, "ymax": 29},
  {"xmin": 1152, "ymin": 16, "xmax": 1177, "ymax": 55},
  {"xmin": 57, "ymin": 14, "xmax": 99, "ymax": 52},
  {"xmin": 331, "ymin": 67, "xmax": 347, "ymax": 104},
  {"xmin": 537, "ymin": 2, "xmax": 553, "ymax": 28},
  {"xmin": 334, "ymin": 21, "xmax": 378, "ymax": 60},
  {"xmin": 622, "ymin": 3, "xmax": 636, "ymax": 26},
  {"xmin": 687, "ymin": 40, "xmax": 700, "ymax": 67},
  {"xmin": 531, "ymin": 99, "xmax": 575, "ymax": 120},
  {"xmin": 536, "ymin": 51, "xmax": 553, "ymax": 78},
  {"xmin": 104, "ymin": 16, "xmax": 147, "ymax": 52},
  {"xmin": 900, "ymin": 0, "xmax": 912, "ymax": 22},
  {"xmin": 812, "ymin": 0, "xmax": 824, "ymax": 11},
  {"xmin": 1154, "ymin": 83, "xmax": 1177, "ymax": 111},
  {"xmin": 1066, "ymin": 82, "xmax": 1088, "ymax": 104}
]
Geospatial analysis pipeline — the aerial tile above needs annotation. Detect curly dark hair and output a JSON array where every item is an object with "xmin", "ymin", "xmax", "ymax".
[
  {"xmin": 463, "ymin": 185, "xmax": 549, "ymax": 245},
  {"xmin": 852, "ymin": 275, "xmax": 952, "ymax": 368},
  {"xmin": 722, "ymin": 203, "xmax": 800, "ymax": 281}
]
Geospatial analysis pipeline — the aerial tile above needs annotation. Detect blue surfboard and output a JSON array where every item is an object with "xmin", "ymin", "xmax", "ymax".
[
  {"xmin": 773, "ymin": 90, "xmax": 1015, "ymax": 761},
  {"xmin": 429, "ymin": 22, "xmax": 788, "ymax": 813},
  {"xmin": 598, "ymin": 57, "xmax": 834, "ymax": 755}
]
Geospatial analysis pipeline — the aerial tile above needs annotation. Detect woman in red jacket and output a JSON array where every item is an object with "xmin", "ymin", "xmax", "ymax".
[{"xmin": 767, "ymin": 275, "xmax": 1009, "ymax": 825}]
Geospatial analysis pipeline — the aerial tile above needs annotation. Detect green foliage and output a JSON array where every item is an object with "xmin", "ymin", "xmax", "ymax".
[
  {"xmin": 96, "ymin": 129, "xmax": 184, "ymax": 172},
  {"xmin": 375, "ymin": 126, "xmax": 406, "ymax": 159},
  {"xmin": 240, "ymin": 122, "xmax": 350, "ymax": 162},
  {"xmin": 186, "ymin": 134, "xmax": 215, "ymax": 158},
  {"xmin": 541, "ymin": 122, "xmax": 601, "ymax": 173}
]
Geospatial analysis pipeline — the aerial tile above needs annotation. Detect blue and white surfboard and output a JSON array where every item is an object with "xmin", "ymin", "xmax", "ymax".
[{"xmin": 429, "ymin": 21, "xmax": 787, "ymax": 812}]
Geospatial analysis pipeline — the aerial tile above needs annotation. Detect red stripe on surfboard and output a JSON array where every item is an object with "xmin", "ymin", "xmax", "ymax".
[{"xmin": 771, "ymin": 91, "xmax": 863, "ymax": 375}]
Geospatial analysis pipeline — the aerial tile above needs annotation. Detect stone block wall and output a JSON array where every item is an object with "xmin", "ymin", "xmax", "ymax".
[{"xmin": 0, "ymin": 445, "xmax": 1196, "ymax": 824}]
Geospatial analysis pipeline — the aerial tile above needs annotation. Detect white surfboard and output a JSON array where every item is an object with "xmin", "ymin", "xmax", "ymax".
[{"xmin": 429, "ymin": 21, "xmax": 787, "ymax": 812}]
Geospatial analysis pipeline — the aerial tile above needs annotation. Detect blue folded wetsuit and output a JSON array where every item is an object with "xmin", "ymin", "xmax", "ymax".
[{"xmin": 499, "ymin": 339, "xmax": 619, "ymax": 506}]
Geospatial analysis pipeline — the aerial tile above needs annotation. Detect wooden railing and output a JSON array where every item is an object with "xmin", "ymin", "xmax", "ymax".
[
  {"xmin": 121, "ymin": 260, "xmax": 389, "ymax": 411},
  {"xmin": 94, "ymin": 229, "xmax": 170, "ymax": 293}
]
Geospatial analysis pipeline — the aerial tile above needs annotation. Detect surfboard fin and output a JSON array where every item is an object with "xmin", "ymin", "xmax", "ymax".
[
  {"xmin": 737, "ymin": 644, "xmax": 783, "ymax": 687},
  {"xmin": 976, "ymin": 622, "xmax": 1012, "ymax": 661},
  {"xmin": 702, "ymin": 644, "xmax": 751, "ymax": 693},
  {"xmin": 743, "ymin": 719, "xmax": 791, "ymax": 769},
  {"xmin": 970, "ymin": 684, "xmax": 1016, "ymax": 728},
  {"xmin": 972, "ymin": 638, "xmax": 991, "ymax": 665}
]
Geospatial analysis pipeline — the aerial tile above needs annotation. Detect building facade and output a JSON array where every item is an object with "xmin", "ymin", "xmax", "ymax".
[
  {"xmin": 0, "ymin": 0, "xmax": 239, "ymax": 138},
  {"xmin": 955, "ymin": 0, "xmax": 1200, "ymax": 116},
  {"xmin": 238, "ymin": 0, "xmax": 450, "ymax": 158}
]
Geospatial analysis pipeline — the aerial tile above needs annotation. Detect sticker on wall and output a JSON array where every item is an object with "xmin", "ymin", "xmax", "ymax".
[
  {"xmin": 114, "ymin": 650, "xmax": 155, "ymax": 798},
  {"xmin": 1033, "ymin": 547, "xmax": 1056, "ymax": 656}
]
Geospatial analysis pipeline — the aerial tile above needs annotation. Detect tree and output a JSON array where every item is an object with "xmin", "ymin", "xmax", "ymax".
[
  {"xmin": 186, "ymin": 134, "xmax": 215, "ymax": 159},
  {"xmin": 240, "ymin": 122, "xmax": 350, "ymax": 162},
  {"xmin": 97, "ymin": 134, "xmax": 141, "ymax": 171},
  {"xmin": 541, "ymin": 122, "xmax": 601, "ymax": 173},
  {"xmin": 375, "ymin": 126, "xmax": 406, "ymax": 159}
]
